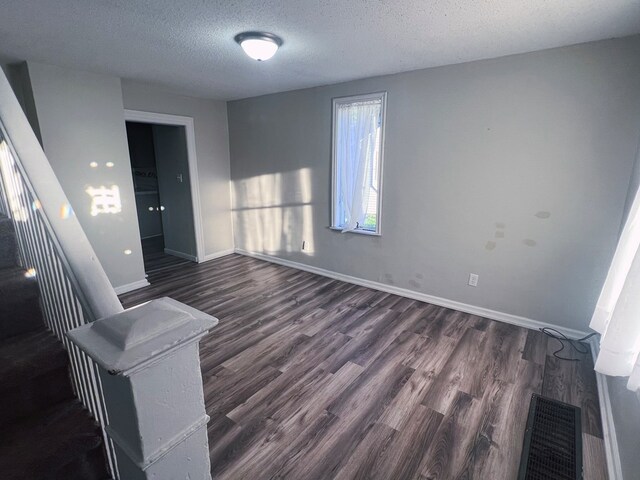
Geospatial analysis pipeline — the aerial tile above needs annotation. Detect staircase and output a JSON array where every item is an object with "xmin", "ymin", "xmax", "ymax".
[{"xmin": 0, "ymin": 215, "xmax": 110, "ymax": 479}]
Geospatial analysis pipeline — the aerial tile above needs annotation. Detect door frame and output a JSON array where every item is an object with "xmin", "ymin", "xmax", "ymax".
[{"xmin": 124, "ymin": 109, "xmax": 205, "ymax": 262}]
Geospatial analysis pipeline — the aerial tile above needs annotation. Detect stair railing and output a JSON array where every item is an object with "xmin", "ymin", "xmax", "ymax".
[{"xmin": 0, "ymin": 69, "xmax": 122, "ymax": 477}]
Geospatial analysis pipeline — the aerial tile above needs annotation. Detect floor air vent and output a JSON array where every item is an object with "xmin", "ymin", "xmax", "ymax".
[{"xmin": 517, "ymin": 394, "xmax": 582, "ymax": 480}]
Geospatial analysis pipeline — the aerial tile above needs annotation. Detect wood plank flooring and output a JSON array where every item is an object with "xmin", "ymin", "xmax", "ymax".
[
  {"xmin": 120, "ymin": 253, "xmax": 607, "ymax": 480},
  {"xmin": 141, "ymin": 236, "xmax": 191, "ymax": 273}
]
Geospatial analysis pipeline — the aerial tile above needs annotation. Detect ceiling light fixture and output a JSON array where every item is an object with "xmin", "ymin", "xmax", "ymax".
[{"xmin": 234, "ymin": 31, "xmax": 283, "ymax": 61}]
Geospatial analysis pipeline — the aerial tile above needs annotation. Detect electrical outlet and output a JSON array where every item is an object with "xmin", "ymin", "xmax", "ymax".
[{"xmin": 468, "ymin": 273, "xmax": 479, "ymax": 287}]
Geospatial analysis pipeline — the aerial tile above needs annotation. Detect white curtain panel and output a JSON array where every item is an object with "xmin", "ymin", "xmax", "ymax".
[
  {"xmin": 337, "ymin": 101, "xmax": 380, "ymax": 232},
  {"xmin": 591, "ymin": 148, "xmax": 640, "ymax": 392}
]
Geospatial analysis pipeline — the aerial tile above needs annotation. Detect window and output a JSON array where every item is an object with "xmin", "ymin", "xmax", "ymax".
[{"xmin": 331, "ymin": 92, "xmax": 386, "ymax": 235}]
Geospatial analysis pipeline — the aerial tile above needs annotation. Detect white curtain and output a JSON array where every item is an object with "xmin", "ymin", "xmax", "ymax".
[
  {"xmin": 336, "ymin": 101, "xmax": 380, "ymax": 232},
  {"xmin": 591, "ymin": 145, "xmax": 640, "ymax": 392}
]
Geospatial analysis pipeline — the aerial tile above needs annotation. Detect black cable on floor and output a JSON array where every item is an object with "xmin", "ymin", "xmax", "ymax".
[{"xmin": 539, "ymin": 327, "xmax": 598, "ymax": 362}]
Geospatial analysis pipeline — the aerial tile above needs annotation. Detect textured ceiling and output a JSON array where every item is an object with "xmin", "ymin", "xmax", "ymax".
[{"xmin": 0, "ymin": 0, "xmax": 639, "ymax": 100}]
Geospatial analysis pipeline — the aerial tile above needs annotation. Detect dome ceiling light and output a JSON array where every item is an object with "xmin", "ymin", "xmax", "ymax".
[{"xmin": 234, "ymin": 31, "xmax": 283, "ymax": 61}]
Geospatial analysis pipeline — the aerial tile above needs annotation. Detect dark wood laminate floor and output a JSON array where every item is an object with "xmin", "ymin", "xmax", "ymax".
[
  {"xmin": 120, "ymin": 254, "xmax": 607, "ymax": 480},
  {"xmin": 141, "ymin": 236, "xmax": 191, "ymax": 273}
]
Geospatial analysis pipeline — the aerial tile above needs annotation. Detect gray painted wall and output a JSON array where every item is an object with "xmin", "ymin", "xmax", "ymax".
[
  {"xmin": 620, "ymin": 138, "xmax": 640, "ymax": 228},
  {"xmin": 153, "ymin": 125, "xmax": 197, "ymax": 257},
  {"xmin": 120, "ymin": 81, "xmax": 234, "ymax": 258},
  {"xmin": 608, "ymin": 376, "xmax": 640, "ymax": 479},
  {"xmin": 26, "ymin": 61, "xmax": 146, "ymax": 289},
  {"xmin": 228, "ymin": 36, "xmax": 640, "ymax": 333}
]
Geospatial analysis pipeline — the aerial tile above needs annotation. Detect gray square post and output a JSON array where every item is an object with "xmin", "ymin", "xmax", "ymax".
[{"xmin": 68, "ymin": 297, "xmax": 218, "ymax": 479}]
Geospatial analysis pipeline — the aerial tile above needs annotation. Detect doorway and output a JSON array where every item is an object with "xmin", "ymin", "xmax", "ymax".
[{"xmin": 125, "ymin": 112, "xmax": 203, "ymax": 274}]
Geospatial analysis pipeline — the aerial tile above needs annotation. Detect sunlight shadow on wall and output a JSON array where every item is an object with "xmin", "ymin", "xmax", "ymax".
[
  {"xmin": 86, "ymin": 185, "xmax": 122, "ymax": 217},
  {"xmin": 232, "ymin": 167, "xmax": 315, "ymax": 257}
]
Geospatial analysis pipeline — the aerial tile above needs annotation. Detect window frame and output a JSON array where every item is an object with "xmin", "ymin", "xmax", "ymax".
[{"xmin": 330, "ymin": 91, "xmax": 387, "ymax": 236}]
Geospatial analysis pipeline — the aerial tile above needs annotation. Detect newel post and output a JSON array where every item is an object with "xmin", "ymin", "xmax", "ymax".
[{"xmin": 67, "ymin": 297, "xmax": 218, "ymax": 480}]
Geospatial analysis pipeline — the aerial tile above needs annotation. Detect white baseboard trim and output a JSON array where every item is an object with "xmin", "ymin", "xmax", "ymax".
[
  {"xmin": 589, "ymin": 337, "xmax": 623, "ymax": 480},
  {"xmin": 237, "ymin": 249, "xmax": 620, "ymax": 476},
  {"xmin": 200, "ymin": 249, "xmax": 235, "ymax": 263},
  {"xmin": 234, "ymin": 249, "xmax": 591, "ymax": 338},
  {"xmin": 164, "ymin": 248, "xmax": 198, "ymax": 262},
  {"xmin": 114, "ymin": 279, "xmax": 150, "ymax": 295}
]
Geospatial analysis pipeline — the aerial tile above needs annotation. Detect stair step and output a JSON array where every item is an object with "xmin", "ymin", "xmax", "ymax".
[
  {"xmin": 0, "ymin": 265, "xmax": 43, "ymax": 340},
  {"xmin": 0, "ymin": 400, "xmax": 109, "ymax": 480},
  {"xmin": 0, "ymin": 215, "xmax": 18, "ymax": 269},
  {"xmin": 0, "ymin": 216, "xmax": 17, "ymax": 262},
  {"xmin": 0, "ymin": 220, "xmax": 109, "ymax": 478},
  {"xmin": 0, "ymin": 328, "xmax": 74, "ymax": 426}
]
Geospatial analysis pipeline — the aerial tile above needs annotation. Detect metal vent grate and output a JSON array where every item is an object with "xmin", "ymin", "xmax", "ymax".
[{"xmin": 518, "ymin": 394, "xmax": 582, "ymax": 480}]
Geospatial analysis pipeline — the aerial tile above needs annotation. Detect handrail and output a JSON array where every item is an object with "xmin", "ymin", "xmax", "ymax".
[
  {"xmin": 0, "ymin": 67, "xmax": 123, "ymax": 477},
  {"xmin": 0, "ymin": 69, "xmax": 122, "ymax": 321}
]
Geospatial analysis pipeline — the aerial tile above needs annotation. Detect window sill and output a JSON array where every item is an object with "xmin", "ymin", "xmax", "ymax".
[{"xmin": 328, "ymin": 226, "xmax": 381, "ymax": 237}]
